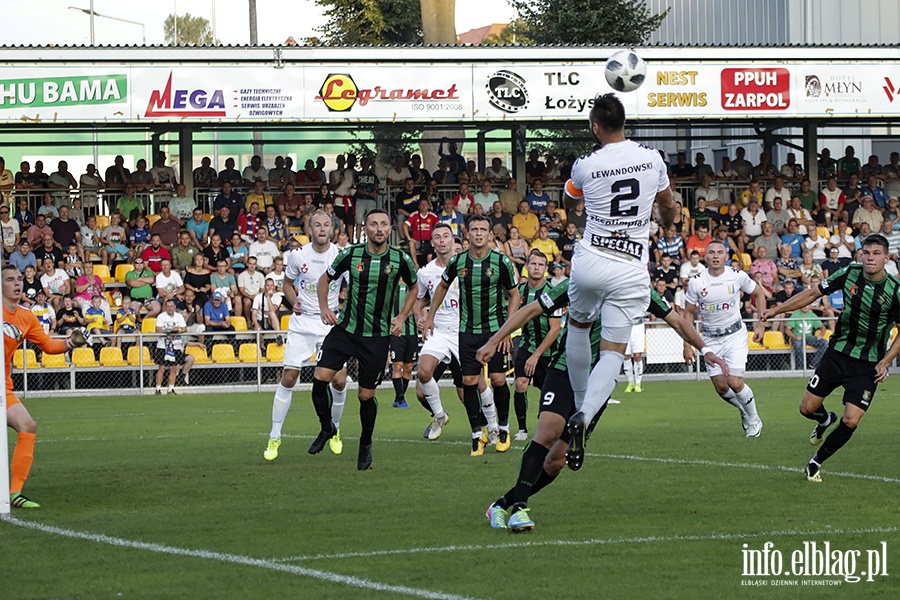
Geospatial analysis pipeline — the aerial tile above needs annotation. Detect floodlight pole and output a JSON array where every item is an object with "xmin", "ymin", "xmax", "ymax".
[{"xmin": 69, "ymin": 5, "xmax": 147, "ymax": 45}]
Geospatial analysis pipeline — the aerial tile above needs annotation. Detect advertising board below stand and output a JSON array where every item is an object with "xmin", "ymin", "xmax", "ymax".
[{"xmin": 0, "ymin": 61, "xmax": 898, "ymax": 124}]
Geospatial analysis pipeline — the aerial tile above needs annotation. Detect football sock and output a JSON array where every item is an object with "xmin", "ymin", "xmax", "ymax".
[
  {"xmin": 493, "ymin": 383, "xmax": 511, "ymax": 429},
  {"xmin": 481, "ymin": 386, "xmax": 498, "ymax": 430},
  {"xmin": 421, "ymin": 377, "xmax": 445, "ymax": 418},
  {"xmin": 507, "ymin": 441, "xmax": 550, "ymax": 506},
  {"xmin": 566, "ymin": 325, "xmax": 593, "ymax": 410},
  {"xmin": 626, "ymin": 358, "xmax": 635, "ymax": 384},
  {"xmin": 719, "ymin": 388, "xmax": 748, "ymax": 417},
  {"xmin": 463, "ymin": 384, "xmax": 482, "ymax": 433},
  {"xmin": 529, "ymin": 467, "xmax": 560, "ymax": 498},
  {"xmin": 359, "ymin": 397, "xmax": 378, "ymax": 445},
  {"xmin": 417, "ymin": 393, "xmax": 432, "ymax": 415},
  {"xmin": 812, "ymin": 421, "xmax": 855, "ymax": 465},
  {"xmin": 735, "ymin": 384, "xmax": 759, "ymax": 420},
  {"xmin": 514, "ymin": 391, "xmax": 528, "ymax": 431},
  {"xmin": 580, "ymin": 350, "xmax": 623, "ymax": 423},
  {"xmin": 311, "ymin": 378, "xmax": 333, "ymax": 430},
  {"xmin": 269, "ymin": 383, "xmax": 293, "ymax": 439},
  {"xmin": 392, "ymin": 377, "xmax": 404, "ymax": 402},
  {"xmin": 401, "ymin": 376, "xmax": 410, "ymax": 394},
  {"xmin": 634, "ymin": 359, "xmax": 643, "ymax": 386},
  {"xmin": 805, "ymin": 405, "xmax": 832, "ymax": 425},
  {"xmin": 10, "ymin": 432, "xmax": 36, "ymax": 494},
  {"xmin": 330, "ymin": 383, "xmax": 346, "ymax": 429}
]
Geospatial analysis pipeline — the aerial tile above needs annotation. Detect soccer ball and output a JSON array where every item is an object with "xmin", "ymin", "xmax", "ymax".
[{"xmin": 604, "ymin": 50, "xmax": 647, "ymax": 93}]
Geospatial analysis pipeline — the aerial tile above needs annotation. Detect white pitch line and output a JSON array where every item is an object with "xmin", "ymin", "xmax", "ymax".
[
  {"xmin": 5, "ymin": 518, "xmax": 484, "ymax": 600},
  {"xmin": 596, "ymin": 453, "xmax": 900, "ymax": 484},
  {"xmin": 276, "ymin": 525, "xmax": 900, "ymax": 563}
]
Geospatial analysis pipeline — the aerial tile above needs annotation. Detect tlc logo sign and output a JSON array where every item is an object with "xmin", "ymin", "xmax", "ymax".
[{"xmin": 883, "ymin": 77, "xmax": 900, "ymax": 102}]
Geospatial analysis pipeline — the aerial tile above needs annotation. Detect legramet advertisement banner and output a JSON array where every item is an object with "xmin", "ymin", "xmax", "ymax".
[{"xmin": 0, "ymin": 62, "xmax": 898, "ymax": 124}]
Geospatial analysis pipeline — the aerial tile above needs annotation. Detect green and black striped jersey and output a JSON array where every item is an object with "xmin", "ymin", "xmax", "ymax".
[
  {"xmin": 519, "ymin": 279, "xmax": 558, "ymax": 356},
  {"xmin": 442, "ymin": 249, "xmax": 518, "ymax": 335},
  {"xmin": 819, "ymin": 264, "xmax": 900, "ymax": 362},
  {"xmin": 327, "ymin": 243, "xmax": 417, "ymax": 338},
  {"xmin": 393, "ymin": 282, "xmax": 418, "ymax": 337},
  {"xmin": 541, "ymin": 284, "xmax": 671, "ymax": 371}
]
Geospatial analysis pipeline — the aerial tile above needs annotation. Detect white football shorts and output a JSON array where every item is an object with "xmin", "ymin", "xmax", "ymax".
[
  {"xmin": 703, "ymin": 325, "xmax": 748, "ymax": 378},
  {"xmin": 419, "ymin": 328, "xmax": 459, "ymax": 364},
  {"xmin": 283, "ymin": 313, "xmax": 333, "ymax": 369},
  {"xmin": 568, "ymin": 246, "xmax": 650, "ymax": 343}
]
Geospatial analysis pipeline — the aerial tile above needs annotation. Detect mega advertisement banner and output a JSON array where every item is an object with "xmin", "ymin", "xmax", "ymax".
[{"xmin": 0, "ymin": 61, "xmax": 899, "ymax": 124}]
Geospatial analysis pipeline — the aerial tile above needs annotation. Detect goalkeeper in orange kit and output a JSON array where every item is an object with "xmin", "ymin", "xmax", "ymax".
[{"xmin": 3, "ymin": 264, "xmax": 87, "ymax": 508}]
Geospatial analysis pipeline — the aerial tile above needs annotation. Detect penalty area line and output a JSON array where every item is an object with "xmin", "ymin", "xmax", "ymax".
[
  {"xmin": 276, "ymin": 525, "xmax": 900, "ymax": 563},
  {"xmin": 4, "ymin": 518, "xmax": 484, "ymax": 600}
]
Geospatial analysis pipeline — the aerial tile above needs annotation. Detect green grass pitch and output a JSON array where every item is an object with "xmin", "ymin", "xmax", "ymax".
[{"xmin": 2, "ymin": 378, "xmax": 899, "ymax": 599}]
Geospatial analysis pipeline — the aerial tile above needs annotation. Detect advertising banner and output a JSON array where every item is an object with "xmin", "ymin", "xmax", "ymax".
[
  {"xmin": 1, "ymin": 61, "xmax": 899, "ymax": 124},
  {"xmin": 0, "ymin": 69, "xmax": 130, "ymax": 122}
]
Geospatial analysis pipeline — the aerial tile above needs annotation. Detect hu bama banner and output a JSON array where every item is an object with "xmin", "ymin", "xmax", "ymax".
[{"xmin": 0, "ymin": 63, "xmax": 898, "ymax": 123}]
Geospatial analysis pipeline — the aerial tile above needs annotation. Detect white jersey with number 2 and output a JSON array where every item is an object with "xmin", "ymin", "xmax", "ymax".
[
  {"xmin": 566, "ymin": 140, "xmax": 669, "ymax": 265},
  {"xmin": 417, "ymin": 259, "xmax": 459, "ymax": 334}
]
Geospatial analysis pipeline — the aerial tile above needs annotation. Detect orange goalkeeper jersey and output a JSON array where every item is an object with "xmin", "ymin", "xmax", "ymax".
[{"xmin": 4, "ymin": 305, "xmax": 67, "ymax": 390}]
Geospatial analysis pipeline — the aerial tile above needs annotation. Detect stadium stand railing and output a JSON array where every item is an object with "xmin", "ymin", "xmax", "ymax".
[{"xmin": 11, "ymin": 317, "xmax": 877, "ymax": 398}]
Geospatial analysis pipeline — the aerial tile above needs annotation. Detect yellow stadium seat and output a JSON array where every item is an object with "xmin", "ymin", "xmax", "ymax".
[
  {"xmin": 185, "ymin": 346, "xmax": 211, "ymax": 364},
  {"xmin": 748, "ymin": 331, "xmax": 765, "ymax": 351},
  {"xmin": 823, "ymin": 329, "xmax": 833, "ymax": 341},
  {"xmin": 72, "ymin": 347, "xmax": 97, "ymax": 367},
  {"xmin": 141, "ymin": 317, "xmax": 157, "ymax": 334},
  {"xmin": 203, "ymin": 213, "xmax": 214, "ymax": 223},
  {"xmin": 280, "ymin": 315, "xmax": 290, "ymax": 331},
  {"xmin": 231, "ymin": 316, "xmax": 248, "ymax": 332},
  {"xmin": 95, "ymin": 215, "xmax": 110, "ymax": 230},
  {"xmin": 719, "ymin": 206, "xmax": 730, "ymax": 215},
  {"xmin": 239, "ymin": 343, "xmax": 265, "ymax": 363},
  {"xmin": 147, "ymin": 213, "xmax": 161, "ymax": 227},
  {"xmin": 115, "ymin": 263, "xmax": 135, "ymax": 282},
  {"xmin": 127, "ymin": 345, "xmax": 154, "ymax": 366},
  {"xmin": 14, "ymin": 349, "xmax": 39, "ymax": 369},
  {"xmin": 212, "ymin": 344, "xmax": 238, "ymax": 364},
  {"xmin": 740, "ymin": 253, "xmax": 752, "ymax": 270},
  {"xmin": 42, "ymin": 352, "xmax": 68, "ymax": 369},
  {"xmin": 266, "ymin": 342, "xmax": 284, "ymax": 363},
  {"xmin": 763, "ymin": 331, "xmax": 791, "ymax": 350},
  {"xmin": 99, "ymin": 347, "xmax": 128, "ymax": 366},
  {"xmin": 93, "ymin": 264, "xmax": 113, "ymax": 283}
]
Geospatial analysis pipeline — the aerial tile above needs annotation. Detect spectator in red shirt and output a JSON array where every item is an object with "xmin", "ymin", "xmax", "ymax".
[
  {"xmin": 294, "ymin": 159, "xmax": 324, "ymax": 190},
  {"xmin": 141, "ymin": 233, "xmax": 172, "ymax": 273},
  {"xmin": 452, "ymin": 182, "xmax": 475, "ymax": 215},
  {"xmin": 276, "ymin": 182, "xmax": 303, "ymax": 226},
  {"xmin": 238, "ymin": 201, "xmax": 263, "ymax": 243},
  {"xmin": 685, "ymin": 224, "xmax": 712, "ymax": 259},
  {"xmin": 405, "ymin": 198, "xmax": 440, "ymax": 268}
]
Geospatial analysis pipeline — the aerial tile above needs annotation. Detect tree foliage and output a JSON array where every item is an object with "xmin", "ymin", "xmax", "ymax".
[
  {"xmin": 164, "ymin": 13, "xmax": 216, "ymax": 46},
  {"xmin": 314, "ymin": 0, "xmax": 423, "ymax": 45},
  {"xmin": 509, "ymin": 0, "xmax": 668, "ymax": 45}
]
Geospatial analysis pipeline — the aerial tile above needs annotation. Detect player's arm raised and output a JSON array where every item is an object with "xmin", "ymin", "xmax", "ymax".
[
  {"xmin": 762, "ymin": 285, "xmax": 824, "ymax": 322},
  {"xmin": 664, "ymin": 310, "xmax": 729, "ymax": 376},
  {"xmin": 477, "ymin": 300, "xmax": 544, "ymax": 365}
]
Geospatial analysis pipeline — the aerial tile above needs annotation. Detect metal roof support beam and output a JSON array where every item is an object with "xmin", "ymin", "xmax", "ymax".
[
  {"xmin": 803, "ymin": 122, "xmax": 819, "ymax": 189},
  {"xmin": 180, "ymin": 126, "xmax": 194, "ymax": 199}
]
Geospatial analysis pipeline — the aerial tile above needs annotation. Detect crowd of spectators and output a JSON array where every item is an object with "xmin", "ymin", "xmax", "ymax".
[
  {"xmin": 4, "ymin": 142, "xmax": 900, "ymax": 361},
  {"xmin": 649, "ymin": 145, "xmax": 900, "ymax": 358}
]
